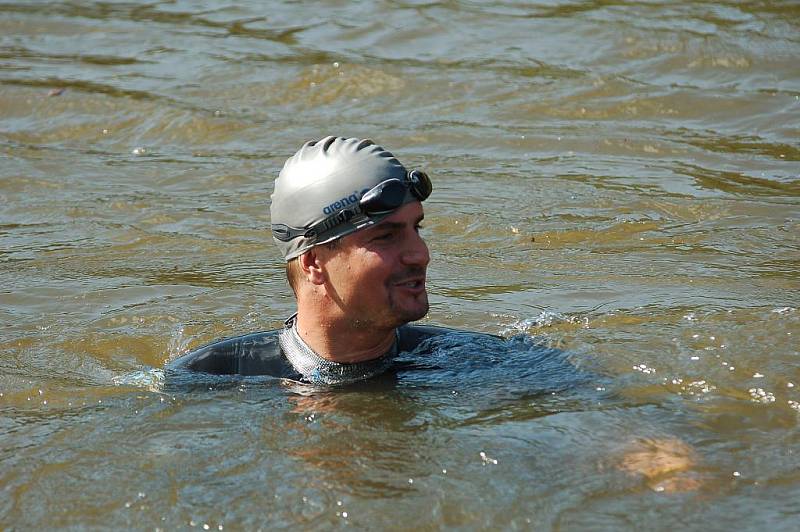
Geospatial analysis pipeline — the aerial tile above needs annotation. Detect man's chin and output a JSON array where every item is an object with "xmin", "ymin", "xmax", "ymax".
[{"xmin": 395, "ymin": 299, "xmax": 429, "ymax": 325}]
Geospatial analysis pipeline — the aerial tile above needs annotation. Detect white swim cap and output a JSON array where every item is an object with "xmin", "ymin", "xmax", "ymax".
[{"xmin": 270, "ymin": 136, "xmax": 431, "ymax": 261}]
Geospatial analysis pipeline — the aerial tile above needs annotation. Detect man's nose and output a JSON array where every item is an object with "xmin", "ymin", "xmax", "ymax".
[{"xmin": 402, "ymin": 230, "xmax": 430, "ymax": 267}]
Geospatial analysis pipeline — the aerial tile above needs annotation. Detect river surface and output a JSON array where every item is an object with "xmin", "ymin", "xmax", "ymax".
[{"xmin": 1, "ymin": 1, "xmax": 799, "ymax": 530}]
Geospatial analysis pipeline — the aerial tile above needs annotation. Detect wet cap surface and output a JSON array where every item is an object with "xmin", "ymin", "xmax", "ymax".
[{"xmin": 270, "ymin": 136, "xmax": 414, "ymax": 261}]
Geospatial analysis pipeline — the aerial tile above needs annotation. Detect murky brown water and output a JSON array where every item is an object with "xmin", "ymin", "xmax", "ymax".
[{"xmin": 2, "ymin": 1, "xmax": 799, "ymax": 529}]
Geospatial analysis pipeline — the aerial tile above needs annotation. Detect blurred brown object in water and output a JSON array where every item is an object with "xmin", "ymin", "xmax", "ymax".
[{"xmin": 620, "ymin": 438, "xmax": 703, "ymax": 493}]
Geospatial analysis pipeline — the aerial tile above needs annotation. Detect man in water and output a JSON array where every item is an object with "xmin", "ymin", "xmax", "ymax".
[{"xmin": 168, "ymin": 136, "xmax": 451, "ymax": 384}]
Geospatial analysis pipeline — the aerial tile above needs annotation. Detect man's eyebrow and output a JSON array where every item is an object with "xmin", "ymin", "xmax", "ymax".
[
  {"xmin": 376, "ymin": 222, "xmax": 405, "ymax": 231},
  {"xmin": 377, "ymin": 215, "xmax": 424, "ymax": 231}
]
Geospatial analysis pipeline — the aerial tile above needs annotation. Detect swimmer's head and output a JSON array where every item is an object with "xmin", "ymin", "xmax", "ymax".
[{"xmin": 270, "ymin": 136, "xmax": 432, "ymax": 261}]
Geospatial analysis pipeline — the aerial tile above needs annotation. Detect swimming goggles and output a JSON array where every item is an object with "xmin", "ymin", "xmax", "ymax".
[{"xmin": 272, "ymin": 170, "xmax": 432, "ymax": 243}]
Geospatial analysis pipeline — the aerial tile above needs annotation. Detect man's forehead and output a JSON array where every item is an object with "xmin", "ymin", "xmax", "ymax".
[
  {"xmin": 372, "ymin": 202, "xmax": 424, "ymax": 228},
  {"xmin": 345, "ymin": 202, "xmax": 424, "ymax": 241}
]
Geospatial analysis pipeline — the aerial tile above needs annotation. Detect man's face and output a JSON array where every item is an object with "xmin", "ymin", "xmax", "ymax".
[{"xmin": 318, "ymin": 201, "xmax": 430, "ymax": 330}]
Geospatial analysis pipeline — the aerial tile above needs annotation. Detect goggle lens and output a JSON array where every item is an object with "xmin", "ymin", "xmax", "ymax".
[
  {"xmin": 360, "ymin": 179, "xmax": 407, "ymax": 214},
  {"xmin": 408, "ymin": 170, "xmax": 432, "ymax": 201},
  {"xmin": 355, "ymin": 171, "xmax": 432, "ymax": 215}
]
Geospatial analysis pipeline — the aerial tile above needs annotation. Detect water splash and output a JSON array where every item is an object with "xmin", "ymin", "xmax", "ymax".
[
  {"xmin": 111, "ymin": 367, "xmax": 165, "ymax": 391},
  {"xmin": 500, "ymin": 311, "xmax": 589, "ymax": 335},
  {"xmin": 167, "ymin": 323, "xmax": 191, "ymax": 359}
]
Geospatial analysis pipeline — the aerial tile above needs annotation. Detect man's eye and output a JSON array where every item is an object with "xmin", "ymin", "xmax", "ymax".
[{"xmin": 373, "ymin": 232, "xmax": 393, "ymax": 241}]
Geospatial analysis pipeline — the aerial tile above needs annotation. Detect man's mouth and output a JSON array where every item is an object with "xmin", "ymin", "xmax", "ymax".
[
  {"xmin": 390, "ymin": 267, "xmax": 427, "ymax": 292},
  {"xmin": 393, "ymin": 276, "xmax": 426, "ymax": 291}
]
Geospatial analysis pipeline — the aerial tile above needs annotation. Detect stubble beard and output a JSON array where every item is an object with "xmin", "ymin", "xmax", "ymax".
[
  {"xmin": 387, "ymin": 289, "xmax": 429, "ymax": 325},
  {"xmin": 349, "ymin": 268, "xmax": 429, "ymax": 330},
  {"xmin": 384, "ymin": 265, "xmax": 429, "ymax": 327}
]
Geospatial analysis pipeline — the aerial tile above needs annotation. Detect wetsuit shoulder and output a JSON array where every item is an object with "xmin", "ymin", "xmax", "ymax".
[
  {"xmin": 165, "ymin": 330, "xmax": 300, "ymax": 378},
  {"xmin": 397, "ymin": 322, "xmax": 499, "ymax": 351}
]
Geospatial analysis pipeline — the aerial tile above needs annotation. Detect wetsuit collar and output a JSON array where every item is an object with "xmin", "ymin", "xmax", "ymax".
[{"xmin": 279, "ymin": 314, "xmax": 399, "ymax": 385}]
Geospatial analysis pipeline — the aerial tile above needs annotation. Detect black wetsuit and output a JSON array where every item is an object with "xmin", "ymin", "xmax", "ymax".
[
  {"xmin": 165, "ymin": 316, "xmax": 594, "ymax": 399},
  {"xmin": 166, "ymin": 315, "xmax": 456, "ymax": 384}
]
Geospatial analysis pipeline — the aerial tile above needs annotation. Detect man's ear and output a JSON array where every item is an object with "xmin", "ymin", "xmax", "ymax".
[{"xmin": 299, "ymin": 249, "xmax": 326, "ymax": 285}]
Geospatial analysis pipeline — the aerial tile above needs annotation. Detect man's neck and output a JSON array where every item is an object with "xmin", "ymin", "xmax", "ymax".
[{"xmin": 294, "ymin": 311, "xmax": 397, "ymax": 364}]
